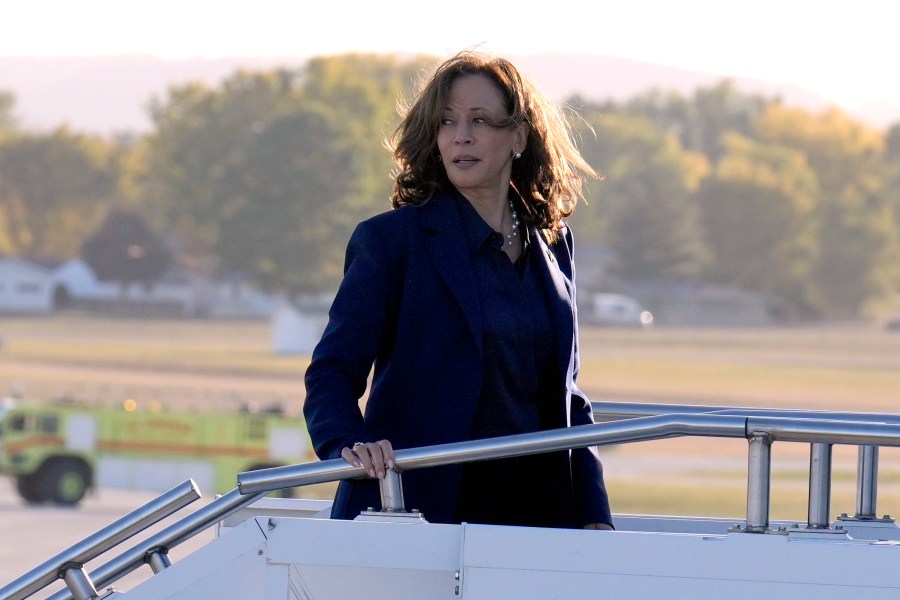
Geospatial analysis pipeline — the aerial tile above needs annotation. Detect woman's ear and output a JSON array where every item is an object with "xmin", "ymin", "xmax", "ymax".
[{"xmin": 515, "ymin": 123, "xmax": 530, "ymax": 153}]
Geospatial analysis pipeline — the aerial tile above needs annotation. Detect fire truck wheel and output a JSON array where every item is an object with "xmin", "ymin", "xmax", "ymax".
[
  {"xmin": 40, "ymin": 459, "xmax": 92, "ymax": 506},
  {"xmin": 16, "ymin": 473, "xmax": 46, "ymax": 504}
]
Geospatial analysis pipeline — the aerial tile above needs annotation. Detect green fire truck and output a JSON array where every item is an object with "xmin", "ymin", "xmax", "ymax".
[{"xmin": 0, "ymin": 399, "xmax": 315, "ymax": 506}]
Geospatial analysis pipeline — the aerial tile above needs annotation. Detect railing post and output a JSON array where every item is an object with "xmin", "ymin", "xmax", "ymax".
[
  {"xmin": 379, "ymin": 468, "xmax": 406, "ymax": 512},
  {"xmin": 61, "ymin": 566, "xmax": 98, "ymax": 600},
  {"xmin": 146, "ymin": 550, "xmax": 172, "ymax": 574},
  {"xmin": 856, "ymin": 445, "xmax": 879, "ymax": 519},
  {"xmin": 746, "ymin": 432, "xmax": 772, "ymax": 532},
  {"xmin": 807, "ymin": 442, "xmax": 832, "ymax": 528}
]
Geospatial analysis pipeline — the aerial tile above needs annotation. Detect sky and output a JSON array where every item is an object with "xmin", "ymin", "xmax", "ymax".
[{"xmin": 2, "ymin": 0, "xmax": 898, "ymax": 114}]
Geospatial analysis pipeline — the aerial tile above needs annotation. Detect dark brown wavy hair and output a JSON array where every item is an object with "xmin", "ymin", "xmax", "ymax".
[{"xmin": 389, "ymin": 50, "xmax": 599, "ymax": 244}]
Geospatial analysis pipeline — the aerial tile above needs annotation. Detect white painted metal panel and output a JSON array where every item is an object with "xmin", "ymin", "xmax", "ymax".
[
  {"xmin": 461, "ymin": 524, "xmax": 900, "ymax": 599},
  {"xmin": 116, "ymin": 507, "xmax": 900, "ymax": 600},
  {"xmin": 120, "ymin": 517, "xmax": 269, "ymax": 600},
  {"xmin": 269, "ymin": 518, "xmax": 461, "ymax": 599}
]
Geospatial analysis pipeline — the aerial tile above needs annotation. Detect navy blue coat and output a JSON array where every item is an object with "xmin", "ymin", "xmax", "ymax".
[{"xmin": 303, "ymin": 187, "xmax": 612, "ymax": 527}]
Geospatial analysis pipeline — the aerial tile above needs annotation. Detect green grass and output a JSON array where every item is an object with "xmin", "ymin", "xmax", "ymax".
[
  {"xmin": 608, "ymin": 479, "xmax": 900, "ymax": 521},
  {"xmin": 577, "ymin": 325, "xmax": 900, "ymax": 411},
  {"xmin": 5, "ymin": 337, "xmax": 306, "ymax": 377},
  {"xmin": 0, "ymin": 315, "xmax": 308, "ymax": 378}
]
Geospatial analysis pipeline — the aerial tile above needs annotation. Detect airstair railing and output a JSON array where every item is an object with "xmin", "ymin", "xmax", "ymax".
[
  {"xmin": 17, "ymin": 409, "xmax": 900, "ymax": 600},
  {"xmin": 592, "ymin": 401, "xmax": 896, "ymax": 525},
  {"xmin": 590, "ymin": 400, "xmax": 900, "ymax": 425},
  {"xmin": 0, "ymin": 479, "xmax": 201, "ymax": 600},
  {"xmin": 42, "ymin": 486, "xmax": 271, "ymax": 600},
  {"xmin": 237, "ymin": 413, "xmax": 749, "ymax": 494},
  {"xmin": 239, "ymin": 413, "xmax": 900, "ymax": 536},
  {"xmin": 35, "ymin": 414, "xmax": 746, "ymax": 600}
]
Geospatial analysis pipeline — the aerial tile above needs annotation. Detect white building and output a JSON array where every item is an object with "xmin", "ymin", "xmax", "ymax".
[
  {"xmin": 0, "ymin": 257, "xmax": 58, "ymax": 313},
  {"xmin": 1, "ymin": 255, "xmax": 282, "ymax": 319},
  {"xmin": 52, "ymin": 258, "xmax": 221, "ymax": 317}
]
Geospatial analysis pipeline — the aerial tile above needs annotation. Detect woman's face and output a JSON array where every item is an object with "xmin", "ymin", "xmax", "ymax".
[{"xmin": 437, "ymin": 73, "xmax": 527, "ymax": 202}]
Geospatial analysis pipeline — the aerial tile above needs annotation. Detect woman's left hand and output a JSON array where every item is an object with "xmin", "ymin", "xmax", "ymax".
[{"xmin": 342, "ymin": 439, "xmax": 395, "ymax": 479}]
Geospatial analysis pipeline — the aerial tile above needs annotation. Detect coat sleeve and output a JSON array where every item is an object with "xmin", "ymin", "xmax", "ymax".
[
  {"xmin": 560, "ymin": 226, "xmax": 614, "ymax": 528},
  {"xmin": 303, "ymin": 219, "xmax": 399, "ymax": 460}
]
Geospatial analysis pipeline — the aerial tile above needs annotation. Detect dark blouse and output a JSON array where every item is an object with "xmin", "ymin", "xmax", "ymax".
[{"xmin": 452, "ymin": 195, "xmax": 577, "ymax": 528}]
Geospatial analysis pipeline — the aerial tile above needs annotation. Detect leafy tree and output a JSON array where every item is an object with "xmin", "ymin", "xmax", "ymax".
[
  {"xmin": 299, "ymin": 53, "xmax": 429, "ymax": 217},
  {"xmin": 0, "ymin": 91, "xmax": 14, "ymax": 131},
  {"xmin": 610, "ymin": 81, "xmax": 773, "ymax": 161},
  {"xmin": 697, "ymin": 133, "xmax": 820, "ymax": 312},
  {"xmin": 144, "ymin": 71, "xmax": 307, "ymax": 276},
  {"xmin": 757, "ymin": 106, "xmax": 899, "ymax": 316},
  {"xmin": 885, "ymin": 124, "xmax": 900, "ymax": 264},
  {"xmin": 886, "ymin": 123, "xmax": 900, "ymax": 163},
  {"xmin": 577, "ymin": 111, "xmax": 711, "ymax": 279},
  {"xmin": 81, "ymin": 209, "xmax": 171, "ymax": 289},
  {"xmin": 216, "ymin": 107, "xmax": 356, "ymax": 294},
  {"xmin": 144, "ymin": 55, "xmax": 427, "ymax": 295},
  {"xmin": 0, "ymin": 127, "xmax": 115, "ymax": 257}
]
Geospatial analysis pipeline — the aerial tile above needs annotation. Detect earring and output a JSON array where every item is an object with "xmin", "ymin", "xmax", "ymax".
[{"xmin": 514, "ymin": 151, "xmax": 522, "ymax": 160}]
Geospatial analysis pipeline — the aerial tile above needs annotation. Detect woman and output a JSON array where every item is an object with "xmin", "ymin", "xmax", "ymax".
[{"xmin": 303, "ymin": 50, "xmax": 613, "ymax": 530}]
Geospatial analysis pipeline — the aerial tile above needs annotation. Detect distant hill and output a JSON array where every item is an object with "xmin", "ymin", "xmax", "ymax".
[{"xmin": 1, "ymin": 53, "xmax": 897, "ymax": 135}]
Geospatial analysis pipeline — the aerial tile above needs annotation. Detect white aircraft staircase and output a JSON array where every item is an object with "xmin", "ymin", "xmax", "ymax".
[{"xmin": 3, "ymin": 401, "xmax": 900, "ymax": 600}]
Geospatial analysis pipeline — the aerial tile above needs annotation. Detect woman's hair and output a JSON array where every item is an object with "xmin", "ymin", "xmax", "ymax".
[{"xmin": 389, "ymin": 50, "xmax": 599, "ymax": 243}]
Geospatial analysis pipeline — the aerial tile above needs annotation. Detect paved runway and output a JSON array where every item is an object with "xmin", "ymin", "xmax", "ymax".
[{"xmin": 0, "ymin": 477, "xmax": 216, "ymax": 597}]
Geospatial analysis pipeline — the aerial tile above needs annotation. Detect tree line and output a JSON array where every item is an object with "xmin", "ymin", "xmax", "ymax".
[{"xmin": 1, "ymin": 54, "xmax": 899, "ymax": 319}]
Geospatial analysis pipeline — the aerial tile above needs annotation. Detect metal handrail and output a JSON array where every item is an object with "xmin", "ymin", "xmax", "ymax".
[
  {"xmin": 238, "ymin": 413, "xmax": 748, "ymax": 494},
  {"xmin": 591, "ymin": 400, "xmax": 900, "ymax": 424},
  {"xmin": 0, "ymin": 480, "xmax": 201, "ymax": 600},
  {"xmin": 238, "ymin": 413, "xmax": 900, "ymax": 496},
  {"xmin": 592, "ymin": 400, "xmax": 895, "ymax": 524},
  {"xmin": 44, "ymin": 487, "xmax": 269, "ymax": 600},
  {"xmin": 30, "ymin": 410, "xmax": 900, "ymax": 600}
]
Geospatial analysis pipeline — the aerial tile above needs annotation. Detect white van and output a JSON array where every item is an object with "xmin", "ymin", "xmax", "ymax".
[{"xmin": 588, "ymin": 293, "xmax": 654, "ymax": 327}]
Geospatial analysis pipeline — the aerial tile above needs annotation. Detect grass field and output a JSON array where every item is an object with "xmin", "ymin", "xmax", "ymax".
[{"xmin": 3, "ymin": 313, "xmax": 900, "ymax": 521}]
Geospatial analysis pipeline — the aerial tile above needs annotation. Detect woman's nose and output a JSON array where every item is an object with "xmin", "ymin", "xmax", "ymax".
[{"xmin": 454, "ymin": 122, "xmax": 472, "ymax": 144}]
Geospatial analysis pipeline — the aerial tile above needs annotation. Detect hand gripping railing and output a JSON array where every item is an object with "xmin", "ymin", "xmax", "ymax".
[
  {"xmin": 593, "ymin": 401, "xmax": 900, "ymax": 526},
  {"xmin": 0, "ymin": 480, "xmax": 201, "ymax": 600},
  {"xmin": 22, "ymin": 410, "xmax": 900, "ymax": 600}
]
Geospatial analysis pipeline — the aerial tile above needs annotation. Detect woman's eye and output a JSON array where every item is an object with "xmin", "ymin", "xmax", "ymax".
[
  {"xmin": 440, "ymin": 118, "xmax": 454, "ymax": 126},
  {"xmin": 473, "ymin": 117, "xmax": 487, "ymax": 124}
]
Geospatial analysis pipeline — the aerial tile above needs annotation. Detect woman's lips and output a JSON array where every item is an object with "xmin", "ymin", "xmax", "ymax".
[{"xmin": 453, "ymin": 155, "xmax": 479, "ymax": 167}]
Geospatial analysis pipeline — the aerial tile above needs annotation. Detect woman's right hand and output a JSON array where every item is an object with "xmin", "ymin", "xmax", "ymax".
[{"xmin": 341, "ymin": 439, "xmax": 395, "ymax": 479}]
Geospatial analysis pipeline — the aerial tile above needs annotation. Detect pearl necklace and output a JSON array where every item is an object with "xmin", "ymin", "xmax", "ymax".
[{"xmin": 506, "ymin": 199, "xmax": 520, "ymax": 247}]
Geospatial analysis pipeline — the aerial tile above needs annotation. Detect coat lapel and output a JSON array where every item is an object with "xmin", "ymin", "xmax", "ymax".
[
  {"xmin": 418, "ymin": 195, "xmax": 484, "ymax": 359},
  {"xmin": 533, "ymin": 229, "xmax": 576, "ymax": 392}
]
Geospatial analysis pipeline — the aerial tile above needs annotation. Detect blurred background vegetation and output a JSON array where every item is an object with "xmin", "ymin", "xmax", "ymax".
[{"xmin": 1, "ymin": 53, "xmax": 899, "ymax": 319}]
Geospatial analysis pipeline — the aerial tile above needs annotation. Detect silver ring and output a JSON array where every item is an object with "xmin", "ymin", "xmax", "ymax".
[{"xmin": 352, "ymin": 442, "xmax": 366, "ymax": 453}]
